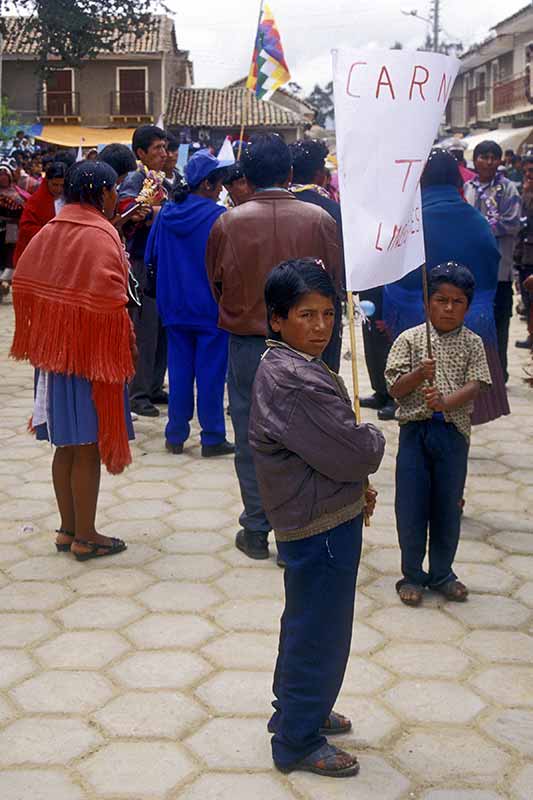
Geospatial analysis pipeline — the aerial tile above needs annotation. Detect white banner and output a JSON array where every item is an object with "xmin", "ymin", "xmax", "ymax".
[{"xmin": 333, "ymin": 48, "xmax": 459, "ymax": 292}]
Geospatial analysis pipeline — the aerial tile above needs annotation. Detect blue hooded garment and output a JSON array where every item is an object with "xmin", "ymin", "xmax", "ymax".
[
  {"xmin": 145, "ymin": 194, "xmax": 226, "ymax": 328},
  {"xmin": 384, "ymin": 184, "xmax": 501, "ymax": 345}
]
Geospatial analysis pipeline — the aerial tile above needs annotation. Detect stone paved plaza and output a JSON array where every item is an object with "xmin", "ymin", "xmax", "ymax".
[{"xmin": 0, "ymin": 294, "xmax": 532, "ymax": 800}]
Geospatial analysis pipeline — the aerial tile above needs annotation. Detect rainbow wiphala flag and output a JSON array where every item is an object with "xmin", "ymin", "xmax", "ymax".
[{"xmin": 246, "ymin": 3, "xmax": 291, "ymax": 101}]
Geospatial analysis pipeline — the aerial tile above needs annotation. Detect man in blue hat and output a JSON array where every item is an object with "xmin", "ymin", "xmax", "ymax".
[{"xmin": 145, "ymin": 149, "xmax": 235, "ymax": 457}]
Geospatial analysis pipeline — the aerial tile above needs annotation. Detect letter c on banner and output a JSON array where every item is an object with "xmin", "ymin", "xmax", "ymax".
[
  {"xmin": 346, "ymin": 62, "xmax": 367, "ymax": 98},
  {"xmin": 409, "ymin": 65, "xmax": 430, "ymax": 100}
]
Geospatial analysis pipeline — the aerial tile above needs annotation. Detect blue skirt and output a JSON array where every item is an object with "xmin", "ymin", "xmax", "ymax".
[{"xmin": 35, "ymin": 372, "xmax": 135, "ymax": 447}]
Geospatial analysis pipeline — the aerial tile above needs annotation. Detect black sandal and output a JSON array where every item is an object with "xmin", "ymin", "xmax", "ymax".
[
  {"xmin": 55, "ymin": 528, "xmax": 75, "ymax": 552},
  {"xmin": 319, "ymin": 711, "xmax": 352, "ymax": 736},
  {"xmin": 276, "ymin": 743, "xmax": 359, "ymax": 778},
  {"xmin": 396, "ymin": 578, "xmax": 424, "ymax": 607},
  {"xmin": 71, "ymin": 538, "xmax": 127, "ymax": 562},
  {"xmin": 433, "ymin": 579, "xmax": 468, "ymax": 602}
]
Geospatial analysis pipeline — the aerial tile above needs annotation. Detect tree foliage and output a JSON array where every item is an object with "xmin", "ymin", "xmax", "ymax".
[
  {"xmin": 304, "ymin": 81, "xmax": 334, "ymax": 128},
  {"xmin": 0, "ymin": 0, "xmax": 167, "ymax": 75}
]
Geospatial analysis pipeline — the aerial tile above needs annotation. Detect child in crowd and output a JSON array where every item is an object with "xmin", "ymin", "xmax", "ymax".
[
  {"xmin": 249, "ymin": 258, "xmax": 385, "ymax": 778},
  {"xmin": 385, "ymin": 262, "xmax": 492, "ymax": 607}
]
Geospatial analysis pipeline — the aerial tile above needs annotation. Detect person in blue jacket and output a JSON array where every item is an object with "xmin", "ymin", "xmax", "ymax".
[{"xmin": 145, "ymin": 150, "xmax": 235, "ymax": 457}]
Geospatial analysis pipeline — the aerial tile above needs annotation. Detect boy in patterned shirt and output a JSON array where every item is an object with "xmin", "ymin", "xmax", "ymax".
[{"xmin": 385, "ymin": 262, "xmax": 492, "ymax": 607}]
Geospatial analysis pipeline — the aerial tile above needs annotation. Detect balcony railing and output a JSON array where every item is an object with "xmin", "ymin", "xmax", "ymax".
[
  {"xmin": 37, "ymin": 90, "xmax": 80, "ymax": 119},
  {"xmin": 110, "ymin": 91, "xmax": 154, "ymax": 118},
  {"xmin": 493, "ymin": 73, "xmax": 529, "ymax": 115}
]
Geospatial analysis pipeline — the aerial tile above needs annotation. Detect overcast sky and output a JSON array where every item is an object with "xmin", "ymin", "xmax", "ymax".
[{"xmin": 168, "ymin": 0, "xmax": 525, "ymax": 92}]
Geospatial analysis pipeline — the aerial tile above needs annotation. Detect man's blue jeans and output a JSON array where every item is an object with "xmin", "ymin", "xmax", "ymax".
[
  {"xmin": 269, "ymin": 516, "xmax": 363, "ymax": 769},
  {"xmin": 395, "ymin": 418, "xmax": 468, "ymax": 588}
]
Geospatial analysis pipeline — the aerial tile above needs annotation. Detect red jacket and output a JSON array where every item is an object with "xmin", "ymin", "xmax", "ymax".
[{"xmin": 14, "ymin": 180, "xmax": 55, "ymax": 266}]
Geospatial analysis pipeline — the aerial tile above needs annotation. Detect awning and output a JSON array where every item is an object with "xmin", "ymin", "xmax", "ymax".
[
  {"xmin": 33, "ymin": 125, "xmax": 136, "ymax": 148},
  {"xmin": 462, "ymin": 126, "xmax": 533, "ymax": 161}
]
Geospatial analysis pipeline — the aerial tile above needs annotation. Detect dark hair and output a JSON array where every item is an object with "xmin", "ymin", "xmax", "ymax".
[
  {"xmin": 242, "ymin": 133, "xmax": 291, "ymax": 188},
  {"xmin": 45, "ymin": 162, "xmax": 67, "ymax": 181},
  {"xmin": 65, "ymin": 160, "xmax": 117, "ymax": 209},
  {"xmin": 98, "ymin": 143, "xmax": 136, "ymax": 179},
  {"xmin": 265, "ymin": 257, "xmax": 337, "ymax": 338},
  {"xmin": 54, "ymin": 149, "xmax": 77, "ymax": 168},
  {"xmin": 473, "ymin": 140, "xmax": 503, "ymax": 162},
  {"xmin": 132, "ymin": 124, "xmax": 166, "ymax": 157},
  {"xmin": 504, "ymin": 149, "xmax": 515, "ymax": 157},
  {"xmin": 165, "ymin": 135, "xmax": 179, "ymax": 153},
  {"xmin": 223, "ymin": 162, "xmax": 245, "ymax": 185},
  {"xmin": 173, "ymin": 166, "xmax": 226, "ymax": 203},
  {"xmin": 428, "ymin": 262, "xmax": 475, "ymax": 307},
  {"xmin": 421, "ymin": 148, "xmax": 463, "ymax": 190},
  {"xmin": 289, "ymin": 139, "xmax": 329, "ymax": 184}
]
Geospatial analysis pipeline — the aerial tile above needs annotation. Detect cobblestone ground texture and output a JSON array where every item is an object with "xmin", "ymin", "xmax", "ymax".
[{"xmin": 0, "ymin": 295, "xmax": 532, "ymax": 800}]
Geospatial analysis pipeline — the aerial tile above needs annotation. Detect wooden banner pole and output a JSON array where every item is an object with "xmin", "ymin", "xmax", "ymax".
[
  {"xmin": 347, "ymin": 291, "xmax": 371, "ymax": 527},
  {"xmin": 421, "ymin": 263, "xmax": 434, "ymax": 361}
]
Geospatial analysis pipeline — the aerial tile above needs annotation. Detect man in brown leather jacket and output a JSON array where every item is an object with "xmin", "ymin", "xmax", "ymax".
[{"xmin": 206, "ymin": 134, "xmax": 342, "ymax": 560}]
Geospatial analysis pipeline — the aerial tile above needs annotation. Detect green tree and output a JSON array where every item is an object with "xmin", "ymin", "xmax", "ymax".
[
  {"xmin": 304, "ymin": 81, "xmax": 334, "ymax": 128},
  {"xmin": 0, "ymin": 97, "xmax": 21, "ymax": 142},
  {"xmin": 0, "ymin": 0, "xmax": 167, "ymax": 75}
]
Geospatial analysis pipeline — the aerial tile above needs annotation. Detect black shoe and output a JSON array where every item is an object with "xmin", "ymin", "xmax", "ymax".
[
  {"xmin": 377, "ymin": 402, "xmax": 396, "ymax": 421},
  {"xmin": 165, "ymin": 440, "xmax": 184, "ymax": 455},
  {"xmin": 276, "ymin": 553, "xmax": 286, "ymax": 569},
  {"xmin": 131, "ymin": 401, "xmax": 160, "ymax": 418},
  {"xmin": 515, "ymin": 338, "xmax": 532, "ymax": 349},
  {"xmin": 201, "ymin": 440, "xmax": 236, "ymax": 458},
  {"xmin": 235, "ymin": 529, "xmax": 269, "ymax": 560},
  {"xmin": 359, "ymin": 393, "xmax": 388, "ymax": 410},
  {"xmin": 151, "ymin": 390, "xmax": 169, "ymax": 404}
]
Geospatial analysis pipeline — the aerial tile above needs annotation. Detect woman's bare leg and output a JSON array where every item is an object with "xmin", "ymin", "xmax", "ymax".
[{"xmin": 52, "ymin": 446, "xmax": 75, "ymax": 542}]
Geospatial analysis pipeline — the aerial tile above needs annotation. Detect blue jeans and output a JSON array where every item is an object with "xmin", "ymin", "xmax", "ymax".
[
  {"xmin": 395, "ymin": 419, "xmax": 468, "ymax": 588},
  {"xmin": 165, "ymin": 325, "xmax": 228, "ymax": 447},
  {"xmin": 227, "ymin": 334, "xmax": 271, "ymax": 535},
  {"xmin": 270, "ymin": 516, "xmax": 363, "ymax": 768}
]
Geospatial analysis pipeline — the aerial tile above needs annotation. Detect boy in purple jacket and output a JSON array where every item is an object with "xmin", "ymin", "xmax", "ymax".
[{"xmin": 249, "ymin": 258, "xmax": 385, "ymax": 778}]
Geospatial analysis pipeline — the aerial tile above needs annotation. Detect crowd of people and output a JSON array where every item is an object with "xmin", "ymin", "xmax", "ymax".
[{"xmin": 6, "ymin": 123, "xmax": 531, "ymax": 779}]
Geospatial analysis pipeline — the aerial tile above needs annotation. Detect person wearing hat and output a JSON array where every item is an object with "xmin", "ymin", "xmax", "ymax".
[{"xmin": 145, "ymin": 150, "xmax": 235, "ymax": 457}]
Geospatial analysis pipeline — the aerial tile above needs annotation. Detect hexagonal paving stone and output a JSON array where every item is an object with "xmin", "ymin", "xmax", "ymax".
[
  {"xmin": 454, "ymin": 563, "xmax": 517, "ymax": 594},
  {"xmin": 393, "ymin": 730, "xmax": 509, "ymax": 784},
  {"xmin": 0, "ymin": 695, "xmax": 14, "ymax": 725},
  {"xmin": 35, "ymin": 631, "xmax": 130, "ymax": 669},
  {"xmin": 161, "ymin": 530, "xmax": 228, "ymax": 554},
  {"xmin": 502, "ymin": 555, "xmax": 533, "ymax": 580},
  {"xmin": 515, "ymin": 581, "xmax": 533, "ymax": 608},
  {"xmin": 1, "ymin": 498, "xmax": 53, "ymax": 519},
  {"xmin": 480, "ymin": 709, "xmax": 533, "ymax": 757},
  {"xmin": 100, "ymin": 517, "xmax": 172, "ymax": 543},
  {"xmin": 137, "ymin": 580, "xmax": 222, "ymax": 613},
  {"xmin": 10, "ymin": 670, "xmax": 114, "ymax": 713},
  {"xmin": 172, "ymin": 489, "xmax": 234, "ymax": 510},
  {"xmin": 0, "ymin": 649, "xmax": 35, "ymax": 687},
  {"xmin": 511, "ymin": 764, "xmax": 533, "ymax": 800},
  {"xmin": 342, "ymin": 656, "xmax": 392, "ymax": 695},
  {"xmin": 445, "ymin": 593, "xmax": 531, "ymax": 628},
  {"xmin": 461, "ymin": 630, "xmax": 533, "ymax": 663},
  {"xmin": 216, "ymin": 567, "xmax": 283, "ymax": 598},
  {"xmin": 67, "ymin": 568, "xmax": 152, "ymax": 596},
  {"xmin": 421, "ymin": 791, "xmax": 504, "ymax": 800},
  {"xmin": 0, "ymin": 717, "xmax": 101, "ymax": 764},
  {"xmin": 384, "ymin": 680, "xmax": 485, "ymax": 723},
  {"xmin": 489, "ymin": 531, "xmax": 533, "ymax": 554},
  {"xmin": 125, "ymin": 613, "xmax": 217, "ymax": 649},
  {"xmin": 362, "ymin": 575, "xmax": 401, "ymax": 606},
  {"xmin": 455, "ymin": 540, "xmax": 502, "ymax": 563},
  {"xmin": 0, "ymin": 769, "xmax": 86, "ymax": 800},
  {"xmin": 0, "ymin": 613, "xmax": 57, "ymax": 647},
  {"xmin": 166, "ymin": 509, "xmax": 233, "ymax": 530},
  {"xmin": 93, "ymin": 690, "xmax": 206, "ymax": 738},
  {"xmin": 196, "ymin": 670, "xmax": 271, "ymax": 714},
  {"xmin": 177, "ymin": 773, "xmax": 295, "ymax": 800},
  {"xmin": 375, "ymin": 642, "xmax": 472, "ymax": 678},
  {"xmin": 369, "ymin": 606, "xmax": 464, "ymax": 642},
  {"xmin": 148, "ymin": 554, "xmax": 225, "ymax": 581},
  {"xmin": 364, "ymin": 548, "xmax": 400, "ymax": 574},
  {"xmin": 350, "ymin": 622, "xmax": 386, "ymax": 655},
  {"xmin": 117, "ymin": 481, "xmax": 176, "ymax": 500},
  {"xmin": 78, "ymin": 742, "xmax": 195, "ymax": 798},
  {"xmin": 109, "ymin": 650, "xmax": 211, "ymax": 689},
  {"xmin": 333, "ymin": 696, "xmax": 399, "ymax": 748},
  {"xmin": 185, "ymin": 717, "xmax": 272, "ymax": 770},
  {"xmin": 54, "ymin": 596, "xmax": 144, "ymax": 629},
  {"xmin": 470, "ymin": 665, "xmax": 533, "ymax": 706},
  {"xmin": 289, "ymin": 754, "xmax": 410, "ymax": 800},
  {"xmin": 201, "ymin": 632, "xmax": 278, "ymax": 670},
  {"xmin": 107, "ymin": 498, "xmax": 175, "ymax": 520},
  {"xmin": 0, "ymin": 581, "xmax": 71, "ymax": 611},
  {"xmin": 214, "ymin": 598, "xmax": 284, "ymax": 632},
  {"xmin": 6, "ymin": 556, "xmax": 82, "ymax": 581}
]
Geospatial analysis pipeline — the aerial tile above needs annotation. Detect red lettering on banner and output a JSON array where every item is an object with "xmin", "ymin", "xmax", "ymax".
[
  {"xmin": 346, "ymin": 62, "xmax": 367, "ymax": 97},
  {"xmin": 375, "ymin": 223, "xmax": 384, "ymax": 251},
  {"xmin": 375, "ymin": 66, "xmax": 395, "ymax": 99},
  {"xmin": 437, "ymin": 72, "xmax": 453, "ymax": 103},
  {"xmin": 409, "ymin": 65, "xmax": 430, "ymax": 100},
  {"xmin": 395, "ymin": 158, "xmax": 423, "ymax": 192}
]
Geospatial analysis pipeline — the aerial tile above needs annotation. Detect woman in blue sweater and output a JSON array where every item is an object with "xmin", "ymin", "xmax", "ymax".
[{"xmin": 146, "ymin": 151, "xmax": 235, "ymax": 456}]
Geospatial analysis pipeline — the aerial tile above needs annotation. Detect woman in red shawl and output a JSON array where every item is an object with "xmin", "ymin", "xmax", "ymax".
[
  {"xmin": 13, "ymin": 162, "xmax": 66, "ymax": 266},
  {"xmin": 11, "ymin": 161, "xmax": 136, "ymax": 561}
]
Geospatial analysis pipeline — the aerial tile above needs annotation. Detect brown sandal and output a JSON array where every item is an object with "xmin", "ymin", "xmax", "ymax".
[
  {"xmin": 396, "ymin": 579, "xmax": 423, "ymax": 607},
  {"xmin": 319, "ymin": 711, "xmax": 352, "ymax": 736},
  {"xmin": 434, "ymin": 580, "xmax": 468, "ymax": 602},
  {"xmin": 71, "ymin": 538, "xmax": 127, "ymax": 562}
]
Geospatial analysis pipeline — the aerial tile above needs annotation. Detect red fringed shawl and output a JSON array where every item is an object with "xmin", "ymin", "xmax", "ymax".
[
  {"xmin": 13, "ymin": 179, "xmax": 55, "ymax": 266},
  {"xmin": 10, "ymin": 203, "xmax": 135, "ymax": 474}
]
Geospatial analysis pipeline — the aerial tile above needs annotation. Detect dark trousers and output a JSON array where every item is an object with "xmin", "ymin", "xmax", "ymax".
[
  {"xmin": 360, "ymin": 287, "xmax": 392, "ymax": 401},
  {"xmin": 165, "ymin": 325, "xmax": 228, "ymax": 447},
  {"xmin": 128, "ymin": 257, "xmax": 167, "ymax": 406},
  {"xmin": 395, "ymin": 419, "xmax": 468, "ymax": 588},
  {"xmin": 494, "ymin": 280, "xmax": 513, "ymax": 383},
  {"xmin": 228, "ymin": 334, "xmax": 270, "ymax": 535},
  {"xmin": 269, "ymin": 516, "xmax": 363, "ymax": 768}
]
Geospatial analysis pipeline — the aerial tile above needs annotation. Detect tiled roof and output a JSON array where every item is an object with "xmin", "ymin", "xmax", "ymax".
[
  {"xmin": 226, "ymin": 77, "xmax": 317, "ymax": 113},
  {"xmin": 1, "ymin": 14, "xmax": 176, "ymax": 56},
  {"xmin": 166, "ymin": 87, "xmax": 306, "ymax": 128}
]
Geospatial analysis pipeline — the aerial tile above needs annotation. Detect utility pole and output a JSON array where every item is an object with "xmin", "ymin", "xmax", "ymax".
[{"xmin": 431, "ymin": 0, "xmax": 440, "ymax": 52}]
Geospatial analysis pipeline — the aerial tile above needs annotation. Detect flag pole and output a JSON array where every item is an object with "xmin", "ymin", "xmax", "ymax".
[
  {"xmin": 421, "ymin": 263, "xmax": 434, "ymax": 361},
  {"xmin": 238, "ymin": 0, "xmax": 265, "ymax": 161}
]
